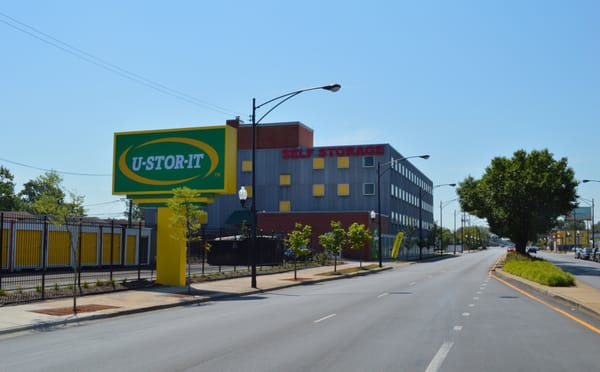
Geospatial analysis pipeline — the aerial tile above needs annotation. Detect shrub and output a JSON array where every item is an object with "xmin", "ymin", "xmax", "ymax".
[
  {"xmin": 503, "ymin": 253, "xmax": 574, "ymax": 287},
  {"xmin": 82, "ymin": 281, "xmax": 89, "ymax": 289},
  {"xmin": 96, "ymin": 280, "xmax": 105, "ymax": 287}
]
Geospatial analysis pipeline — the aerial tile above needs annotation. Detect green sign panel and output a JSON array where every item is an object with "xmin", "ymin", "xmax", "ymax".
[{"xmin": 113, "ymin": 126, "xmax": 237, "ymax": 196}]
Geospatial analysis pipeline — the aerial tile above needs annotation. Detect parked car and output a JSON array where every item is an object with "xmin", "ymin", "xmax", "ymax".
[
  {"xmin": 574, "ymin": 247, "xmax": 591, "ymax": 260},
  {"xmin": 507, "ymin": 246, "xmax": 516, "ymax": 253},
  {"xmin": 526, "ymin": 246, "xmax": 538, "ymax": 254},
  {"xmin": 591, "ymin": 248, "xmax": 599, "ymax": 262}
]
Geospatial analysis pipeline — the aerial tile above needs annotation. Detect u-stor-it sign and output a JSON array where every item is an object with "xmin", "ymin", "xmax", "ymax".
[{"xmin": 113, "ymin": 126, "xmax": 237, "ymax": 195}]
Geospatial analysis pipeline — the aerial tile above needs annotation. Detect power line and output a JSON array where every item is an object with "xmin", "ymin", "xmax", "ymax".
[
  {"xmin": 0, "ymin": 11, "xmax": 242, "ymax": 117},
  {"xmin": 0, "ymin": 157, "xmax": 111, "ymax": 176}
]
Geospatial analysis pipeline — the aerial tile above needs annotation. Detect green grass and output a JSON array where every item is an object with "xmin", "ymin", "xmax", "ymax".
[{"xmin": 503, "ymin": 253, "xmax": 575, "ymax": 287}]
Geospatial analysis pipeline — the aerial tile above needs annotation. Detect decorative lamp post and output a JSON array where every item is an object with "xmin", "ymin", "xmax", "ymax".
[
  {"xmin": 248, "ymin": 84, "xmax": 340, "ymax": 288},
  {"xmin": 238, "ymin": 186, "xmax": 248, "ymax": 208},
  {"xmin": 376, "ymin": 155, "xmax": 429, "ymax": 267}
]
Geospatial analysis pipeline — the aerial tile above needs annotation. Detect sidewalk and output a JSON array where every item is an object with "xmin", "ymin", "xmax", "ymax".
[
  {"xmin": 1, "ymin": 260, "xmax": 599, "ymax": 336},
  {"xmin": 0, "ymin": 262, "xmax": 393, "ymax": 335}
]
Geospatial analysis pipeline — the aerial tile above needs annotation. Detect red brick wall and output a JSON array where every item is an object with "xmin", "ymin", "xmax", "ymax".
[
  {"xmin": 259, "ymin": 212, "xmax": 382, "ymax": 261},
  {"xmin": 238, "ymin": 123, "xmax": 314, "ymax": 150}
]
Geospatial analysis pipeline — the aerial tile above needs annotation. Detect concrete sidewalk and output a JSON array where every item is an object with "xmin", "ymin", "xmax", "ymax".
[
  {"xmin": 1, "ymin": 260, "xmax": 599, "ymax": 336},
  {"xmin": 0, "ymin": 262, "xmax": 393, "ymax": 335}
]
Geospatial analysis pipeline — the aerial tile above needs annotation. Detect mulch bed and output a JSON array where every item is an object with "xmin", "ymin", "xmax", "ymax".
[{"xmin": 31, "ymin": 304, "xmax": 120, "ymax": 316}]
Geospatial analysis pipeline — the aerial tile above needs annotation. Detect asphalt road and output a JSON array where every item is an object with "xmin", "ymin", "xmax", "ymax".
[{"xmin": 1, "ymin": 247, "xmax": 598, "ymax": 372}]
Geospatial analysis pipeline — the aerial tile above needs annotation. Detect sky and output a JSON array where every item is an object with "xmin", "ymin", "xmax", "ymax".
[{"xmin": 1, "ymin": 1, "xmax": 599, "ymax": 230}]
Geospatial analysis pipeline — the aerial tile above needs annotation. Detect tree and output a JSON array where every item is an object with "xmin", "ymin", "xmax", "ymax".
[
  {"xmin": 457, "ymin": 149, "xmax": 577, "ymax": 254},
  {"xmin": 0, "ymin": 166, "xmax": 19, "ymax": 210},
  {"xmin": 286, "ymin": 223, "xmax": 312, "ymax": 280},
  {"xmin": 167, "ymin": 187, "xmax": 207, "ymax": 292},
  {"xmin": 318, "ymin": 220, "xmax": 346, "ymax": 272},
  {"xmin": 34, "ymin": 190, "xmax": 86, "ymax": 315},
  {"xmin": 347, "ymin": 222, "xmax": 372, "ymax": 267},
  {"xmin": 19, "ymin": 171, "xmax": 65, "ymax": 212}
]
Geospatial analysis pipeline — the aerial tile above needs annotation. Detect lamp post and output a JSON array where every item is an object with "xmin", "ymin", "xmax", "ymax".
[
  {"xmin": 376, "ymin": 155, "xmax": 429, "ymax": 267},
  {"xmin": 581, "ymin": 179, "xmax": 598, "ymax": 249},
  {"xmin": 434, "ymin": 184, "xmax": 456, "ymax": 255},
  {"xmin": 440, "ymin": 197, "xmax": 458, "ymax": 254},
  {"xmin": 247, "ymin": 84, "xmax": 340, "ymax": 288}
]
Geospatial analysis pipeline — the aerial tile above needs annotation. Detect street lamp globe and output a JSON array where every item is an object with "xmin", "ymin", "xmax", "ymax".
[{"xmin": 238, "ymin": 186, "xmax": 248, "ymax": 208}]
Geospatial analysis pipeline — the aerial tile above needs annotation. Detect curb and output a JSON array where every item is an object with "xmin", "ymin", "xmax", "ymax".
[{"xmin": 0, "ymin": 265, "xmax": 393, "ymax": 336}]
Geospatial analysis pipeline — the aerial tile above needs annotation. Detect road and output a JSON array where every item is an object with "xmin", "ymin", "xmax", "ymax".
[{"xmin": 1, "ymin": 247, "xmax": 599, "ymax": 372}]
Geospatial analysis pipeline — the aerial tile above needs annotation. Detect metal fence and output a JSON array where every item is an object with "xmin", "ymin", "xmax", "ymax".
[{"xmin": 0, "ymin": 213, "xmax": 156, "ymax": 304}]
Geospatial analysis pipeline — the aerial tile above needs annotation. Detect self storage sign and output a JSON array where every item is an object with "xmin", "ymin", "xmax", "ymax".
[{"xmin": 113, "ymin": 126, "xmax": 237, "ymax": 195}]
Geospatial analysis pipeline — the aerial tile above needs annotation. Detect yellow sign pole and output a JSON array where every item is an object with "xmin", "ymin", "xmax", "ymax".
[{"xmin": 156, "ymin": 207, "xmax": 186, "ymax": 286}]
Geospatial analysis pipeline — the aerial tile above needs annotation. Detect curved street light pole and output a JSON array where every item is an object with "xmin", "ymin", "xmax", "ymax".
[
  {"xmin": 434, "ymin": 184, "xmax": 456, "ymax": 255},
  {"xmin": 376, "ymin": 154, "xmax": 429, "ymax": 267},
  {"xmin": 249, "ymin": 84, "xmax": 341, "ymax": 288},
  {"xmin": 581, "ymin": 179, "xmax": 599, "ymax": 249}
]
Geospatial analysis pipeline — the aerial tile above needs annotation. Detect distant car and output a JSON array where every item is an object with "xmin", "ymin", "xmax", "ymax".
[
  {"xmin": 526, "ymin": 246, "xmax": 538, "ymax": 254},
  {"xmin": 507, "ymin": 246, "xmax": 516, "ymax": 253}
]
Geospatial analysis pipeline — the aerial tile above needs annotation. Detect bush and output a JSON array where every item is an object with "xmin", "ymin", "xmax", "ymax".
[{"xmin": 503, "ymin": 253, "xmax": 574, "ymax": 287}]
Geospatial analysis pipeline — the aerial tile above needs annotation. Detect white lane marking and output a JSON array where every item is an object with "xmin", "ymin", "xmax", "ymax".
[
  {"xmin": 476, "ymin": 291, "xmax": 482, "ymax": 294},
  {"xmin": 377, "ymin": 292, "xmax": 389, "ymax": 298},
  {"xmin": 425, "ymin": 341, "xmax": 454, "ymax": 372},
  {"xmin": 314, "ymin": 313, "xmax": 336, "ymax": 323},
  {"xmin": 473, "ymin": 297, "xmax": 479, "ymax": 300},
  {"xmin": 409, "ymin": 281, "xmax": 417, "ymax": 286},
  {"xmin": 454, "ymin": 326, "xmax": 463, "ymax": 331},
  {"xmin": 468, "ymin": 304, "xmax": 475, "ymax": 308},
  {"xmin": 462, "ymin": 312, "xmax": 470, "ymax": 317}
]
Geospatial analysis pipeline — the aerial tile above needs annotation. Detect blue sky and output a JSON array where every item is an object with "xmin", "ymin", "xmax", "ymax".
[{"xmin": 1, "ymin": 1, "xmax": 599, "ymax": 229}]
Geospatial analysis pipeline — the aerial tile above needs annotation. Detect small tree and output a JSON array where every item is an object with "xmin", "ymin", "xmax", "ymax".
[
  {"xmin": 286, "ymin": 223, "xmax": 312, "ymax": 280},
  {"xmin": 318, "ymin": 220, "xmax": 346, "ymax": 272},
  {"xmin": 347, "ymin": 222, "xmax": 372, "ymax": 268},
  {"xmin": 167, "ymin": 187, "xmax": 207, "ymax": 292},
  {"xmin": 34, "ymin": 190, "xmax": 85, "ymax": 315}
]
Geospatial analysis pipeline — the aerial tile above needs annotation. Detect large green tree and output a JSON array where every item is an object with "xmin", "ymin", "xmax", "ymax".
[
  {"xmin": 19, "ymin": 170, "xmax": 66, "ymax": 212},
  {"xmin": 0, "ymin": 166, "xmax": 19, "ymax": 210},
  {"xmin": 457, "ymin": 149, "xmax": 577, "ymax": 254}
]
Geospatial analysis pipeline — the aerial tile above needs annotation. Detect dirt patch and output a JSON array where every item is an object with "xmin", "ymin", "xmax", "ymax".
[{"xmin": 31, "ymin": 304, "xmax": 120, "ymax": 316}]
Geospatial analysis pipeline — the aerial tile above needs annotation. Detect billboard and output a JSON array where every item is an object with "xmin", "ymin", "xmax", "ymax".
[
  {"xmin": 113, "ymin": 125, "xmax": 237, "ymax": 196},
  {"xmin": 567, "ymin": 206, "xmax": 592, "ymax": 220}
]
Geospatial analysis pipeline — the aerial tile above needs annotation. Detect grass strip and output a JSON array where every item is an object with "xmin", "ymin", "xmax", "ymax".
[{"xmin": 503, "ymin": 253, "xmax": 575, "ymax": 287}]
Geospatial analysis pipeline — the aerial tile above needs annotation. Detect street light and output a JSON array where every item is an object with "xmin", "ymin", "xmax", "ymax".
[
  {"xmin": 581, "ymin": 179, "xmax": 598, "ymax": 249},
  {"xmin": 418, "ymin": 183, "xmax": 455, "ymax": 259},
  {"xmin": 376, "ymin": 155, "xmax": 429, "ymax": 267},
  {"xmin": 440, "ymin": 197, "xmax": 458, "ymax": 254},
  {"xmin": 248, "ymin": 84, "xmax": 341, "ymax": 288},
  {"xmin": 434, "ymin": 184, "xmax": 456, "ymax": 255}
]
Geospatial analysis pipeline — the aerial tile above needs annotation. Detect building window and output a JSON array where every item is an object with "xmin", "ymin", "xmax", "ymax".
[
  {"xmin": 242, "ymin": 160, "xmax": 252, "ymax": 172},
  {"xmin": 337, "ymin": 183, "xmax": 350, "ymax": 196},
  {"xmin": 279, "ymin": 200, "xmax": 291, "ymax": 212},
  {"xmin": 363, "ymin": 183, "xmax": 375, "ymax": 195},
  {"xmin": 313, "ymin": 157, "xmax": 325, "ymax": 170},
  {"xmin": 363, "ymin": 156, "xmax": 375, "ymax": 167},
  {"xmin": 280, "ymin": 174, "xmax": 291, "ymax": 186},
  {"xmin": 313, "ymin": 184, "xmax": 325, "ymax": 197},
  {"xmin": 337, "ymin": 156, "xmax": 350, "ymax": 169}
]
